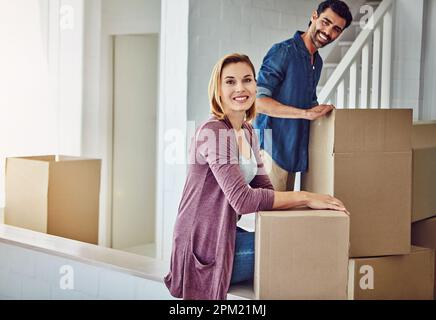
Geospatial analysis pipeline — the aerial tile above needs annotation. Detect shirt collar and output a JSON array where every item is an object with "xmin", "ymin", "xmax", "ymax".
[{"xmin": 293, "ymin": 30, "xmax": 319, "ymax": 59}]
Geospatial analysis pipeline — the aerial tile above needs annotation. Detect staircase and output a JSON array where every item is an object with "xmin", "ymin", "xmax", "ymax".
[{"xmin": 317, "ymin": 0, "xmax": 394, "ymax": 109}]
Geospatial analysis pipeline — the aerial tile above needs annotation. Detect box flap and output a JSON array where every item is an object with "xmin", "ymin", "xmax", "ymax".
[
  {"xmin": 10, "ymin": 155, "xmax": 101, "ymax": 163},
  {"xmin": 4, "ymin": 158, "xmax": 49, "ymax": 233},
  {"xmin": 412, "ymin": 216, "xmax": 436, "ymax": 247},
  {"xmin": 16, "ymin": 155, "xmax": 56, "ymax": 162},
  {"xmin": 412, "ymin": 147, "xmax": 436, "ymax": 222},
  {"xmin": 412, "ymin": 121, "xmax": 436, "ymax": 149},
  {"xmin": 333, "ymin": 109, "xmax": 412, "ymax": 153},
  {"xmin": 258, "ymin": 210, "xmax": 348, "ymax": 219},
  {"xmin": 302, "ymin": 113, "xmax": 334, "ymax": 194}
]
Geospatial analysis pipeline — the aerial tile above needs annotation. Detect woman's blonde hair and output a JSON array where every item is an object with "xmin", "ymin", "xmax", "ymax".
[{"xmin": 208, "ymin": 53, "xmax": 257, "ymax": 122}]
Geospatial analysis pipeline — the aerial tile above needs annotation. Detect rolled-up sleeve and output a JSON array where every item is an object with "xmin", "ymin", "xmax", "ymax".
[
  {"xmin": 311, "ymin": 91, "xmax": 319, "ymax": 107},
  {"xmin": 257, "ymin": 43, "xmax": 289, "ymax": 99}
]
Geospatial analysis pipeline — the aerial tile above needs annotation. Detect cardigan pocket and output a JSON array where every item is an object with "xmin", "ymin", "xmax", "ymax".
[{"xmin": 191, "ymin": 251, "xmax": 216, "ymax": 270}]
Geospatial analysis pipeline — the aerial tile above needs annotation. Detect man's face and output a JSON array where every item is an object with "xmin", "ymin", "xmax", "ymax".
[{"xmin": 309, "ymin": 7, "xmax": 347, "ymax": 49}]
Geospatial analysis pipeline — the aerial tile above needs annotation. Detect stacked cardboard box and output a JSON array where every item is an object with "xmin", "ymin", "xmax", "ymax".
[
  {"xmin": 412, "ymin": 218, "xmax": 436, "ymax": 299},
  {"xmin": 254, "ymin": 110, "xmax": 435, "ymax": 300},
  {"xmin": 410, "ymin": 121, "xmax": 436, "ymax": 299},
  {"xmin": 411, "ymin": 121, "xmax": 436, "ymax": 222},
  {"xmin": 302, "ymin": 109, "xmax": 412, "ymax": 257},
  {"xmin": 348, "ymin": 246, "xmax": 434, "ymax": 300}
]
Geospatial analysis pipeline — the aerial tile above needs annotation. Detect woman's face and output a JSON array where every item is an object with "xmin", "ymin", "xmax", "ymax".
[{"xmin": 220, "ymin": 62, "xmax": 256, "ymax": 117}]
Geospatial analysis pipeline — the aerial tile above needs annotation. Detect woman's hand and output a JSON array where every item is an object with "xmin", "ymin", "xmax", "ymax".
[
  {"xmin": 272, "ymin": 191, "xmax": 349, "ymax": 215},
  {"xmin": 305, "ymin": 192, "xmax": 349, "ymax": 215}
]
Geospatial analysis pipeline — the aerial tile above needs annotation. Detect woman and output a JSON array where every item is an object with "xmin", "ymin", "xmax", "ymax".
[{"xmin": 164, "ymin": 53, "xmax": 347, "ymax": 300}]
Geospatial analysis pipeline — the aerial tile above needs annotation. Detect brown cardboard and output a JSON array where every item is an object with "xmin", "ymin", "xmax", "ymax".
[
  {"xmin": 302, "ymin": 109, "xmax": 412, "ymax": 257},
  {"xmin": 412, "ymin": 147, "xmax": 436, "ymax": 222},
  {"xmin": 5, "ymin": 156, "xmax": 101, "ymax": 244},
  {"xmin": 412, "ymin": 217, "xmax": 436, "ymax": 299},
  {"xmin": 412, "ymin": 121, "xmax": 436, "ymax": 149},
  {"xmin": 255, "ymin": 210, "xmax": 350, "ymax": 300},
  {"xmin": 411, "ymin": 122, "xmax": 436, "ymax": 222},
  {"xmin": 348, "ymin": 246, "xmax": 434, "ymax": 300}
]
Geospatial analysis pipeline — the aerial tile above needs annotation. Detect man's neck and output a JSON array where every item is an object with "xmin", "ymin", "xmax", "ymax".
[{"xmin": 301, "ymin": 31, "xmax": 318, "ymax": 56}]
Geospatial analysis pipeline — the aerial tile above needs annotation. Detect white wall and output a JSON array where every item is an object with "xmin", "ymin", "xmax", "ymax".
[
  {"xmin": 56, "ymin": 0, "xmax": 85, "ymax": 156},
  {"xmin": 112, "ymin": 34, "xmax": 158, "ymax": 250},
  {"xmin": 0, "ymin": 0, "xmax": 57, "ymax": 208},
  {"xmin": 157, "ymin": 0, "xmax": 190, "ymax": 261},
  {"xmin": 420, "ymin": 0, "xmax": 436, "ymax": 120},
  {"xmin": 391, "ymin": 0, "xmax": 425, "ymax": 120},
  {"xmin": 0, "ymin": 242, "xmax": 173, "ymax": 299},
  {"xmin": 0, "ymin": 0, "xmax": 89, "ymax": 206},
  {"xmin": 82, "ymin": 0, "xmax": 102, "ymax": 159},
  {"xmin": 188, "ymin": 0, "xmax": 323, "ymax": 126},
  {"xmin": 80, "ymin": 0, "xmax": 161, "ymax": 247}
]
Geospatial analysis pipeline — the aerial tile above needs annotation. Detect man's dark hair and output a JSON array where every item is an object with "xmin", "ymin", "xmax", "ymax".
[{"xmin": 308, "ymin": 0, "xmax": 353, "ymax": 30}]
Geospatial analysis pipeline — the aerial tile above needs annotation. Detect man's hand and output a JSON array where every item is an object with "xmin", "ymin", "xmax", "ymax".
[{"xmin": 303, "ymin": 104, "xmax": 335, "ymax": 120}]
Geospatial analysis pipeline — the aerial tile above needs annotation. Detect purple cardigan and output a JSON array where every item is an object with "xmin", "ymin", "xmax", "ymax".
[{"xmin": 164, "ymin": 117, "xmax": 275, "ymax": 300}]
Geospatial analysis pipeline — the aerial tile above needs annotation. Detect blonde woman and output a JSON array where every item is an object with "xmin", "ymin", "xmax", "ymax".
[{"xmin": 164, "ymin": 53, "xmax": 347, "ymax": 300}]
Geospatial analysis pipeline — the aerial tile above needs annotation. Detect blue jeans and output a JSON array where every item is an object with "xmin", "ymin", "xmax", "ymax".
[{"xmin": 230, "ymin": 227, "xmax": 254, "ymax": 285}]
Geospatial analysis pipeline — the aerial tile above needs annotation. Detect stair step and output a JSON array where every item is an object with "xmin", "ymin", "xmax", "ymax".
[
  {"xmin": 323, "ymin": 63, "xmax": 338, "ymax": 68},
  {"xmin": 365, "ymin": 1, "xmax": 382, "ymax": 7},
  {"xmin": 317, "ymin": 86, "xmax": 376, "ymax": 93},
  {"xmin": 338, "ymin": 41, "xmax": 353, "ymax": 47}
]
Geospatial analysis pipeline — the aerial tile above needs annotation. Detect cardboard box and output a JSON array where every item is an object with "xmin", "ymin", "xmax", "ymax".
[
  {"xmin": 412, "ymin": 121, "xmax": 436, "ymax": 222},
  {"xmin": 412, "ymin": 216, "xmax": 436, "ymax": 299},
  {"xmin": 412, "ymin": 148, "xmax": 436, "ymax": 222},
  {"xmin": 5, "ymin": 156, "xmax": 101, "ymax": 244},
  {"xmin": 255, "ymin": 210, "xmax": 350, "ymax": 300},
  {"xmin": 348, "ymin": 246, "xmax": 434, "ymax": 300},
  {"xmin": 302, "ymin": 109, "xmax": 412, "ymax": 257},
  {"xmin": 412, "ymin": 121, "xmax": 436, "ymax": 149}
]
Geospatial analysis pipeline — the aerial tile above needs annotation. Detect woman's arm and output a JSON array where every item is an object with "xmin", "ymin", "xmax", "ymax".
[
  {"xmin": 197, "ymin": 121, "xmax": 275, "ymax": 215},
  {"xmin": 273, "ymin": 191, "xmax": 348, "ymax": 213}
]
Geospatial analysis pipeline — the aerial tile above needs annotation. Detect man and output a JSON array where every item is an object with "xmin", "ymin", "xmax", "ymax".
[{"xmin": 254, "ymin": 0, "xmax": 352, "ymax": 191}]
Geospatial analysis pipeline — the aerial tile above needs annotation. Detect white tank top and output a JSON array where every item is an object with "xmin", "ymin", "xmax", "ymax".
[{"xmin": 239, "ymin": 147, "xmax": 257, "ymax": 184}]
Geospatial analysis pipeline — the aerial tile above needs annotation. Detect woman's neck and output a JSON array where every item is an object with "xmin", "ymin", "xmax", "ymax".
[{"xmin": 226, "ymin": 112, "xmax": 245, "ymax": 131}]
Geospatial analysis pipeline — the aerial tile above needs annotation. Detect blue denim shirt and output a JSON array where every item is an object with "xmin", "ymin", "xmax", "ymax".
[{"xmin": 253, "ymin": 31, "xmax": 323, "ymax": 173}]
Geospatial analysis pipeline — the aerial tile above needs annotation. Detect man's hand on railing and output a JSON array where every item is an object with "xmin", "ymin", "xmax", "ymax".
[{"xmin": 303, "ymin": 104, "xmax": 335, "ymax": 120}]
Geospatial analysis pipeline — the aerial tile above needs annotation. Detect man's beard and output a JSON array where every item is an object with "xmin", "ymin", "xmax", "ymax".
[{"xmin": 310, "ymin": 29, "xmax": 332, "ymax": 49}]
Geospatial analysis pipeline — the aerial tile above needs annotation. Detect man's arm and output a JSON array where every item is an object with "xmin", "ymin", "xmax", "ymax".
[
  {"xmin": 256, "ymin": 96, "xmax": 334, "ymax": 120},
  {"xmin": 256, "ymin": 43, "xmax": 334, "ymax": 120}
]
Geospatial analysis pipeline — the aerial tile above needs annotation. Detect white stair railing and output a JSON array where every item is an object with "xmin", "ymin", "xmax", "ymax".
[{"xmin": 318, "ymin": 0, "xmax": 394, "ymax": 109}]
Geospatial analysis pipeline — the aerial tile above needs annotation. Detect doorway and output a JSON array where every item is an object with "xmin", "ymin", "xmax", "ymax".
[{"xmin": 111, "ymin": 34, "xmax": 159, "ymax": 257}]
